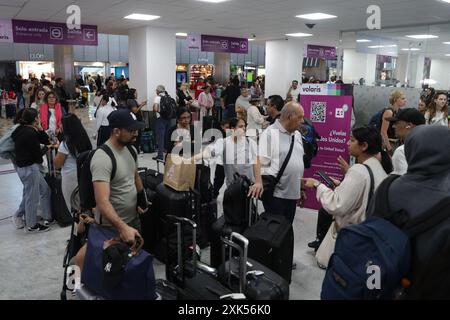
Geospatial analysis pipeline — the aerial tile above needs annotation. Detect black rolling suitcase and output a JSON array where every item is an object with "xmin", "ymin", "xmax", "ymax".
[
  {"xmin": 165, "ymin": 215, "xmax": 241, "ymax": 300},
  {"xmin": 45, "ymin": 148, "xmax": 72, "ymax": 227},
  {"xmin": 138, "ymin": 159, "xmax": 164, "ymax": 191},
  {"xmin": 5, "ymin": 103, "xmax": 16, "ymax": 119},
  {"xmin": 243, "ymin": 213, "xmax": 294, "ymax": 283},
  {"xmin": 218, "ymin": 232, "xmax": 290, "ymax": 300}
]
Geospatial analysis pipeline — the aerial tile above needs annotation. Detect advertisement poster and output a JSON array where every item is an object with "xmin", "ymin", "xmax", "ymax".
[
  {"xmin": 300, "ymin": 95, "xmax": 353, "ymax": 210},
  {"xmin": 12, "ymin": 19, "xmax": 98, "ymax": 46},
  {"xmin": 0, "ymin": 19, "xmax": 13, "ymax": 43},
  {"xmin": 187, "ymin": 33, "xmax": 201, "ymax": 50}
]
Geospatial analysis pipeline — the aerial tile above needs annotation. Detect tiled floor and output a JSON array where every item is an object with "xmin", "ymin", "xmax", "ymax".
[{"xmin": 0, "ymin": 106, "xmax": 325, "ymax": 300}]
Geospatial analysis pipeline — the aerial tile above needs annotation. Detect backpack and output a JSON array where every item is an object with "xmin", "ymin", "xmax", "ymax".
[
  {"xmin": 299, "ymin": 118, "xmax": 320, "ymax": 169},
  {"xmin": 159, "ymin": 93, "xmax": 177, "ymax": 120},
  {"xmin": 0, "ymin": 124, "xmax": 19, "ymax": 160},
  {"xmin": 77, "ymin": 144, "xmax": 137, "ymax": 211},
  {"xmin": 222, "ymin": 173, "xmax": 253, "ymax": 228},
  {"xmin": 369, "ymin": 107, "xmax": 393, "ymax": 131},
  {"xmin": 322, "ymin": 174, "xmax": 450, "ymax": 300}
]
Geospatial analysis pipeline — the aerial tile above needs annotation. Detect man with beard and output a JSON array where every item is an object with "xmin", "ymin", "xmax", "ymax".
[{"xmin": 90, "ymin": 109, "xmax": 147, "ymax": 245}]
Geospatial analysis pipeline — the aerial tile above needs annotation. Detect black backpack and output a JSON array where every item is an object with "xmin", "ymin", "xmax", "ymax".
[
  {"xmin": 159, "ymin": 92, "xmax": 177, "ymax": 120},
  {"xmin": 77, "ymin": 144, "xmax": 137, "ymax": 211},
  {"xmin": 299, "ymin": 118, "xmax": 320, "ymax": 168},
  {"xmin": 223, "ymin": 173, "xmax": 254, "ymax": 228},
  {"xmin": 369, "ymin": 107, "xmax": 393, "ymax": 131}
]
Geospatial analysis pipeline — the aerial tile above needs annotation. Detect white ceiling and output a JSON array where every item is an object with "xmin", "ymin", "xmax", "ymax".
[{"xmin": 1, "ymin": 0, "xmax": 450, "ymax": 55}]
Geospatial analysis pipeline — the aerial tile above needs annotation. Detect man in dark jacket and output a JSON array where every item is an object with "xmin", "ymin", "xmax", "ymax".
[{"xmin": 54, "ymin": 78, "xmax": 70, "ymax": 113}]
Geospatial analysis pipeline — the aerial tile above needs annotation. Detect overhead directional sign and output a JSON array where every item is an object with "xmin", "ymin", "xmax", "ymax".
[{"xmin": 12, "ymin": 19, "xmax": 98, "ymax": 46}]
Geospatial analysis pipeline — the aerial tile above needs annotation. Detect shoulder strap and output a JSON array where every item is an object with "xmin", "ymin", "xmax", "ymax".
[
  {"xmin": 362, "ymin": 164, "xmax": 375, "ymax": 212},
  {"xmin": 371, "ymin": 174, "xmax": 400, "ymax": 218},
  {"xmin": 126, "ymin": 145, "xmax": 138, "ymax": 163},
  {"xmin": 99, "ymin": 144, "xmax": 117, "ymax": 181},
  {"xmin": 275, "ymin": 135, "xmax": 295, "ymax": 186}
]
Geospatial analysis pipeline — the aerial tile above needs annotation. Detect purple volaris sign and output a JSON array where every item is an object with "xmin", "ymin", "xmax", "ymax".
[
  {"xmin": 12, "ymin": 19, "xmax": 98, "ymax": 46},
  {"xmin": 200, "ymin": 34, "xmax": 248, "ymax": 54}
]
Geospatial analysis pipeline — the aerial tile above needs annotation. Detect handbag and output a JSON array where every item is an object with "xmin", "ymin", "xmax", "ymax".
[
  {"xmin": 315, "ymin": 221, "xmax": 338, "ymax": 269},
  {"xmin": 260, "ymin": 135, "xmax": 295, "ymax": 203}
]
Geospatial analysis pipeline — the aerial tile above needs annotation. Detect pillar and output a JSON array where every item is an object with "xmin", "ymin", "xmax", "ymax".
[
  {"xmin": 53, "ymin": 45, "xmax": 75, "ymax": 93},
  {"xmin": 214, "ymin": 52, "xmax": 231, "ymax": 85},
  {"xmin": 128, "ymin": 26, "xmax": 176, "ymax": 102},
  {"xmin": 264, "ymin": 39, "xmax": 304, "ymax": 98}
]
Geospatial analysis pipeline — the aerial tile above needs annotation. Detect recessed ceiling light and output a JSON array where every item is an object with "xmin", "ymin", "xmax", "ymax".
[
  {"xmin": 446, "ymin": 54, "xmax": 450, "ymax": 56},
  {"xmin": 124, "ymin": 13, "xmax": 160, "ymax": 21},
  {"xmin": 196, "ymin": 0, "xmax": 228, "ymax": 3},
  {"xmin": 176, "ymin": 33, "xmax": 187, "ymax": 37},
  {"xmin": 402, "ymin": 48, "xmax": 421, "ymax": 51},
  {"xmin": 356, "ymin": 39, "xmax": 372, "ymax": 43},
  {"xmin": 248, "ymin": 39, "xmax": 255, "ymax": 41},
  {"xmin": 296, "ymin": 13, "xmax": 337, "ymax": 20},
  {"xmin": 285, "ymin": 33, "xmax": 313, "ymax": 37},
  {"xmin": 439, "ymin": 0, "xmax": 450, "ymax": 3},
  {"xmin": 406, "ymin": 34, "xmax": 438, "ymax": 39},
  {"xmin": 443, "ymin": 42, "xmax": 450, "ymax": 44},
  {"xmin": 368, "ymin": 45, "xmax": 385, "ymax": 48}
]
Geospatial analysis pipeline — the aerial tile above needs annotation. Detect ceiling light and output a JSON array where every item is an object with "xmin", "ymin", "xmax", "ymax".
[
  {"xmin": 443, "ymin": 42, "xmax": 450, "ymax": 44},
  {"xmin": 446, "ymin": 54, "xmax": 450, "ymax": 56},
  {"xmin": 296, "ymin": 13, "xmax": 337, "ymax": 20},
  {"xmin": 285, "ymin": 33, "xmax": 313, "ymax": 37},
  {"xmin": 402, "ymin": 48, "xmax": 420, "ymax": 51},
  {"xmin": 196, "ymin": 0, "xmax": 228, "ymax": 3},
  {"xmin": 368, "ymin": 45, "xmax": 385, "ymax": 48},
  {"xmin": 176, "ymin": 33, "xmax": 187, "ymax": 37},
  {"xmin": 356, "ymin": 39, "xmax": 371, "ymax": 43},
  {"xmin": 406, "ymin": 34, "xmax": 438, "ymax": 39},
  {"xmin": 248, "ymin": 39, "xmax": 255, "ymax": 41},
  {"xmin": 124, "ymin": 14, "xmax": 160, "ymax": 21},
  {"xmin": 439, "ymin": 0, "xmax": 450, "ymax": 3},
  {"xmin": 386, "ymin": 44, "xmax": 397, "ymax": 47}
]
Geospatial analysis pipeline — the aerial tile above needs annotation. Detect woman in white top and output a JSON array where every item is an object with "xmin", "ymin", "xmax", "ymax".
[
  {"xmin": 95, "ymin": 95, "xmax": 116, "ymax": 147},
  {"xmin": 54, "ymin": 114, "xmax": 92, "ymax": 210},
  {"xmin": 425, "ymin": 92, "xmax": 448, "ymax": 126},
  {"xmin": 246, "ymin": 98, "xmax": 268, "ymax": 137},
  {"xmin": 30, "ymin": 88, "xmax": 46, "ymax": 111},
  {"xmin": 197, "ymin": 86, "xmax": 214, "ymax": 118},
  {"xmin": 93, "ymin": 90, "xmax": 104, "ymax": 108}
]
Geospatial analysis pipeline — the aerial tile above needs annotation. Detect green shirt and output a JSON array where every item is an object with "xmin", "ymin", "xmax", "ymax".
[{"xmin": 90, "ymin": 141, "xmax": 138, "ymax": 227}]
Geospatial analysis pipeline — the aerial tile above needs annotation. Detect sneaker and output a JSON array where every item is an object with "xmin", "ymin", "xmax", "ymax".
[
  {"xmin": 26, "ymin": 224, "xmax": 51, "ymax": 233},
  {"xmin": 11, "ymin": 216, "xmax": 25, "ymax": 229},
  {"xmin": 152, "ymin": 156, "xmax": 164, "ymax": 161},
  {"xmin": 307, "ymin": 239, "xmax": 321, "ymax": 250},
  {"xmin": 43, "ymin": 219, "xmax": 56, "ymax": 227}
]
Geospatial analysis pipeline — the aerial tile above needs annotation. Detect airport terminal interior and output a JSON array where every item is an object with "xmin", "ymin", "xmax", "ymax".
[{"xmin": 0, "ymin": 0, "xmax": 450, "ymax": 301}]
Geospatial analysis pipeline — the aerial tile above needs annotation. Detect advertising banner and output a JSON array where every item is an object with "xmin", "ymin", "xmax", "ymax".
[
  {"xmin": 12, "ymin": 19, "xmax": 98, "ymax": 46},
  {"xmin": 187, "ymin": 33, "xmax": 201, "ymax": 50},
  {"xmin": 306, "ymin": 45, "xmax": 337, "ymax": 60},
  {"xmin": 200, "ymin": 34, "xmax": 248, "ymax": 54},
  {"xmin": 0, "ymin": 19, "xmax": 13, "ymax": 43},
  {"xmin": 300, "ymin": 83, "xmax": 343, "ymax": 96},
  {"xmin": 300, "ymin": 95, "xmax": 353, "ymax": 210}
]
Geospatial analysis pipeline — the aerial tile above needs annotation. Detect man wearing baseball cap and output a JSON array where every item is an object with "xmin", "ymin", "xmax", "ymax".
[
  {"xmin": 90, "ymin": 109, "xmax": 147, "ymax": 245},
  {"xmin": 386, "ymin": 108, "xmax": 425, "ymax": 175}
]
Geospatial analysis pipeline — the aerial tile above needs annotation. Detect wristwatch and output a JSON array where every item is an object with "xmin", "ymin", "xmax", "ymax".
[{"xmin": 313, "ymin": 181, "xmax": 321, "ymax": 188}]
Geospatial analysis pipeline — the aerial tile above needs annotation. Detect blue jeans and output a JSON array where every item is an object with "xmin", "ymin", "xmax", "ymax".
[
  {"xmin": 263, "ymin": 197, "xmax": 298, "ymax": 225},
  {"xmin": 16, "ymin": 164, "xmax": 52, "ymax": 227},
  {"xmin": 156, "ymin": 118, "xmax": 171, "ymax": 159}
]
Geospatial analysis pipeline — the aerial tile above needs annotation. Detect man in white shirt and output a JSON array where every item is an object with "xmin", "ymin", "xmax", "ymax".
[
  {"xmin": 286, "ymin": 80, "xmax": 301, "ymax": 103},
  {"xmin": 235, "ymin": 88, "xmax": 252, "ymax": 120},
  {"xmin": 258, "ymin": 102, "xmax": 305, "ymax": 224},
  {"xmin": 386, "ymin": 108, "xmax": 425, "ymax": 175}
]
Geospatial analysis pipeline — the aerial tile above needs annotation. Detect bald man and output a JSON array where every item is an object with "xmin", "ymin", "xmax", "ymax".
[{"xmin": 258, "ymin": 102, "xmax": 305, "ymax": 224}]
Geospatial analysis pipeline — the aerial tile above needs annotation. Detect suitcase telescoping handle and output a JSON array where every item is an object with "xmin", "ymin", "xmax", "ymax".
[
  {"xmin": 166, "ymin": 215, "xmax": 198, "ymax": 278},
  {"xmin": 221, "ymin": 237, "xmax": 247, "ymax": 293}
]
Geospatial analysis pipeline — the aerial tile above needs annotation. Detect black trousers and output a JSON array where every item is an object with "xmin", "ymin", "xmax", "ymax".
[
  {"xmin": 213, "ymin": 164, "xmax": 225, "ymax": 199},
  {"xmin": 316, "ymin": 208, "xmax": 334, "ymax": 244}
]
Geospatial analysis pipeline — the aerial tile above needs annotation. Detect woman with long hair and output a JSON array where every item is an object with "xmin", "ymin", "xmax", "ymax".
[
  {"xmin": 11, "ymin": 108, "xmax": 54, "ymax": 232},
  {"xmin": 303, "ymin": 126, "xmax": 390, "ymax": 267},
  {"xmin": 30, "ymin": 88, "xmax": 46, "ymax": 111},
  {"xmin": 39, "ymin": 91, "xmax": 63, "ymax": 141},
  {"xmin": 425, "ymin": 92, "xmax": 448, "ymax": 126},
  {"xmin": 418, "ymin": 96, "xmax": 427, "ymax": 115},
  {"xmin": 54, "ymin": 113, "xmax": 92, "ymax": 209}
]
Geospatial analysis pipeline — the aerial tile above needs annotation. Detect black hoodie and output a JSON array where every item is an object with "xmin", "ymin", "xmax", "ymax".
[{"xmin": 11, "ymin": 126, "xmax": 50, "ymax": 168}]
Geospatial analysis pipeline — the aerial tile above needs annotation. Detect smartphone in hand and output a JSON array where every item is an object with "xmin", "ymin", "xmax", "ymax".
[{"xmin": 317, "ymin": 171, "xmax": 336, "ymax": 189}]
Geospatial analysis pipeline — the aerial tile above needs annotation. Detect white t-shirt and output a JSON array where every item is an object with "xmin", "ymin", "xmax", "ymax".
[
  {"xmin": 152, "ymin": 93, "xmax": 165, "ymax": 118},
  {"xmin": 425, "ymin": 111, "xmax": 448, "ymax": 126},
  {"xmin": 391, "ymin": 145, "xmax": 408, "ymax": 175},
  {"xmin": 259, "ymin": 120, "xmax": 304, "ymax": 199},
  {"xmin": 58, "ymin": 142, "xmax": 77, "ymax": 176},
  {"xmin": 48, "ymin": 108, "xmax": 56, "ymax": 133},
  {"xmin": 96, "ymin": 105, "xmax": 116, "ymax": 131},
  {"xmin": 289, "ymin": 87, "xmax": 301, "ymax": 102}
]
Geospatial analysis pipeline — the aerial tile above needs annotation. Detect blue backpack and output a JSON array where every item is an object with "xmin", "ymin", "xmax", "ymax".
[
  {"xmin": 369, "ymin": 107, "xmax": 393, "ymax": 131},
  {"xmin": 321, "ymin": 217, "xmax": 411, "ymax": 300}
]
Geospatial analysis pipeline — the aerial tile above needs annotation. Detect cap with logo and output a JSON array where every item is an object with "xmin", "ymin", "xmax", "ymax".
[
  {"xmin": 107, "ymin": 109, "xmax": 145, "ymax": 131},
  {"xmin": 386, "ymin": 108, "xmax": 426, "ymax": 126},
  {"xmin": 102, "ymin": 240, "xmax": 132, "ymax": 289}
]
